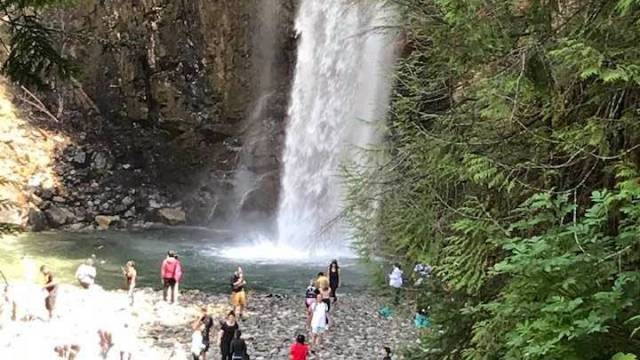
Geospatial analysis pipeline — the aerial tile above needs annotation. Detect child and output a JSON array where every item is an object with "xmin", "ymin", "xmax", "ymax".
[
  {"xmin": 310, "ymin": 293, "xmax": 328, "ymax": 347},
  {"xmin": 290, "ymin": 334, "xmax": 309, "ymax": 360},
  {"xmin": 191, "ymin": 323, "xmax": 205, "ymax": 360},
  {"xmin": 383, "ymin": 346, "xmax": 392, "ymax": 360}
]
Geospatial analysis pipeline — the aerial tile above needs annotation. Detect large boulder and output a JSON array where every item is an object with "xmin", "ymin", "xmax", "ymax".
[
  {"xmin": 27, "ymin": 208, "xmax": 47, "ymax": 231},
  {"xmin": 0, "ymin": 206, "xmax": 22, "ymax": 227},
  {"xmin": 95, "ymin": 215, "xmax": 120, "ymax": 230},
  {"xmin": 45, "ymin": 206, "xmax": 76, "ymax": 227},
  {"xmin": 157, "ymin": 207, "xmax": 186, "ymax": 225}
]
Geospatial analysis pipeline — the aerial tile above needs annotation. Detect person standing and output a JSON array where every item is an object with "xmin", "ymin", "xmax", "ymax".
[
  {"xmin": 389, "ymin": 263, "xmax": 404, "ymax": 305},
  {"xmin": 315, "ymin": 272, "xmax": 329, "ymax": 290},
  {"xmin": 161, "ymin": 250, "xmax": 182, "ymax": 304},
  {"xmin": 383, "ymin": 346, "xmax": 392, "ymax": 360},
  {"xmin": 191, "ymin": 323, "xmax": 205, "ymax": 360},
  {"xmin": 310, "ymin": 293, "xmax": 328, "ymax": 348},
  {"xmin": 319, "ymin": 286, "xmax": 332, "ymax": 328},
  {"xmin": 230, "ymin": 330, "xmax": 248, "ymax": 360},
  {"xmin": 328, "ymin": 260, "xmax": 340, "ymax": 303},
  {"xmin": 218, "ymin": 311, "xmax": 239, "ymax": 360},
  {"xmin": 230, "ymin": 267, "xmax": 247, "ymax": 319},
  {"xmin": 192, "ymin": 306, "xmax": 214, "ymax": 360},
  {"xmin": 304, "ymin": 279, "xmax": 317, "ymax": 327},
  {"xmin": 122, "ymin": 261, "xmax": 137, "ymax": 306},
  {"xmin": 40, "ymin": 265, "xmax": 58, "ymax": 320},
  {"xmin": 75, "ymin": 258, "xmax": 96, "ymax": 289},
  {"xmin": 289, "ymin": 334, "xmax": 309, "ymax": 360}
]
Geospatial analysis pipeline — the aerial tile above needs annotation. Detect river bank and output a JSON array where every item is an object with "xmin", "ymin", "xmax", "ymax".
[{"xmin": 0, "ymin": 285, "xmax": 418, "ymax": 359}]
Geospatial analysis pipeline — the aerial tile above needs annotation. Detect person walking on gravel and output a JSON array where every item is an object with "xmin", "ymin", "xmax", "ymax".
[
  {"xmin": 310, "ymin": 293, "xmax": 328, "ymax": 348},
  {"xmin": 389, "ymin": 263, "xmax": 404, "ymax": 305},
  {"xmin": 192, "ymin": 306, "xmax": 214, "ymax": 360},
  {"xmin": 218, "ymin": 311, "xmax": 239, "ymax": 360}
]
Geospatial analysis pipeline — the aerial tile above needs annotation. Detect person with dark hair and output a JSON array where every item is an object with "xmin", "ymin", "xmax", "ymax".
[
  {"xmin": 304, "ymin": 279, "xmax": 317, "ymax": 327},
  {"xmin": 383, "ymin": 346, "xmax": 392, "ymax": 360},
  {"xmin": 328, "ymin": 260, "xmax": 340, "ymax": 303},
  {"xmin": 315, "ymin": 272, "xmax": 329, "ymax": 290},
  {"xmin": 289, "ymin": 334, "xmax": 309, "ymax": 360},
  {"xmin": 230, "ymin": 267, "xmax": 247, "ymax": 319},
  {"xmin": 218, "ymin": 311, "xmax": 239, "ymax": 360},
  {"xmin": 40, "ymin": 265, "xmax": 58, "ymax": 320},
  {"xmin": 161, "ymin": 250, "xmax": 182, "ymax": 304},
  {"xmin": 230, "ymin": 329, "xmax": 248, "ymax": 360},
  {"xmin": 192, "ymin": 306, "xmax": 214, "ymax": 360}
]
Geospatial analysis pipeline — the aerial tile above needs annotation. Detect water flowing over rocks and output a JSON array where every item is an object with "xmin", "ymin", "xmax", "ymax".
[{"xmin": 1, "ymin": 286, "xmax": 417, "ymax": 359}]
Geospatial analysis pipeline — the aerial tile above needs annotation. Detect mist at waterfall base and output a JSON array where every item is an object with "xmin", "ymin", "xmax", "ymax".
[{"xmin": 228, "ymin": 1, "xmax": 398, "ymax": 260}]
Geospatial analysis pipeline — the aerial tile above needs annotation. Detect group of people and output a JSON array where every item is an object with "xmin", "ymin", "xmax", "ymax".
[{"xmin": 12, "ymin": 251, "xmax": 416, "ymax": 359}]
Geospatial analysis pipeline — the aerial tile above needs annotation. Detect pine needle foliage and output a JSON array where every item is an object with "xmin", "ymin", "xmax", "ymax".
[{"xmin": 344, "ymin": 0, "xmax": 640, "ymax": 358}]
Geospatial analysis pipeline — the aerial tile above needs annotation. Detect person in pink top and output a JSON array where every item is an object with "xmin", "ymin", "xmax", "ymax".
[{"xmin": 161, "ymin": 250, "xmax": 182, "ymax": 304}]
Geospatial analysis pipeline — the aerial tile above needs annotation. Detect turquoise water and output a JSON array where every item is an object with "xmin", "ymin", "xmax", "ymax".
[{"xmin": 0, "ymin": 228, "xmax": 369, "ymax": 294}]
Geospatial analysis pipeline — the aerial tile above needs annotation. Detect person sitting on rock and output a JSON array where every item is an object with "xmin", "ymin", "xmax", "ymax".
[
  {"xmin": 75, "ymin": 258, "xmax": 96, "ymax": 289},
  {"xmin": 290, "ymin": 334, "xmax": 309, "ymax": 360}
]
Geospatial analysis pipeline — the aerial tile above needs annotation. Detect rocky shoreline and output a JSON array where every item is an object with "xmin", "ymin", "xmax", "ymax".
[{"xmin": 1, "ymin": 285, "xmax": 418, "ymax": 359}]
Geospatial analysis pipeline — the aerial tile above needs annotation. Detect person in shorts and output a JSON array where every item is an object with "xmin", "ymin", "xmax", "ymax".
[
  {"xmin": 230, "ymin": 267, "xmax": 247, "ymax": 319},
  {"xmin": 310, "ymin": 293, "xmax": 328, "ymax": 348}
]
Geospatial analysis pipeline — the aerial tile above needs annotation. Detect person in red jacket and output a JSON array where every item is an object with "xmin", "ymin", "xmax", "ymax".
[
  {"xmin": 290, "ymin": 334, "xmax": 309, "ymax": 360},
  {"xmin": 161, "ymin": 250, "xmax": 182, "ymax": 304}
]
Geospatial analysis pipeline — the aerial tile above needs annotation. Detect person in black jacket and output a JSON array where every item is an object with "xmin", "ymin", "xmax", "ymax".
[{"xmin": 230, "ymin": 329, "xmax": 248, "ymax": 360}]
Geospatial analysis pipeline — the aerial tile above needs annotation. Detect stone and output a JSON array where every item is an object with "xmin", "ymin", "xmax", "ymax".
[
  {"xmin": 123, "ymin": 207, "xmax": 136, "ymax": 218},
  {"xmin": 27, "ymin": 208, "xmax": 47, "ymax": 231},
  {"xmin": 149, "ymin": 199, "xmax": 162, "ymax": 209},
  {"xmin": 121, "ymin": 196, "xmax": 135, "ymax": 207},
  {"xmin": 156, "ymin": 207, "xmax": 186, "ymax": 225},
  {"xmin": 44, "ymin": 206, "xmax": 76, "ymax": 227},
  {"xmin": 95, "ymin": 215, "xmax": 120, "ymax": 230},
  {"xmin": 72, "ymin": 150, "xmax": 86, "ymax": 165},
  {"xmin": 52, "ymin": 196, "xmax": 66, "ymax": 203},
  {"xmin": 92, "ymin": 152, "xmax": 108, "ymax": 170},
  {"xmin": 0, "ymin": 207, "xmax": 22, "ymax": 227}
]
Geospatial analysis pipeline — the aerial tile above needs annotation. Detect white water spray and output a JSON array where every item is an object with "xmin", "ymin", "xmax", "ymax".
[{"xmin": 276, "ymin": 1, "xmax": 398, "ymax": 252}]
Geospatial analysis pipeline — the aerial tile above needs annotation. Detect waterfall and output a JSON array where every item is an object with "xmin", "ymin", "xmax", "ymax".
[{"xmin": 276, "ymin": 1, "xmax": 398, "ymax": 252}]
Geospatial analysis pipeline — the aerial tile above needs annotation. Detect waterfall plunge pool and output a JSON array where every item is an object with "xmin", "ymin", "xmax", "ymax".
[{"xmin": 0, "ymin": 228, "xmax": 369, "ymax": 294}]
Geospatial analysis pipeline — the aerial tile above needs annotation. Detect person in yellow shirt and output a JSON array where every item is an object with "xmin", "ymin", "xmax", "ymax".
[{"xmin": 315, "ymin": 272, "xmax": 329, "ymax": 289}]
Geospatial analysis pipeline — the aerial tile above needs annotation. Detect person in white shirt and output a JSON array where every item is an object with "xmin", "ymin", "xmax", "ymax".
[
  {"xmin": 191, "ymin": 323, "xmax": 205, "ymax": 360},
  {"xmin": 388, "ymin": 263, "xmax": 404, "ymax": 305},
  {"xmin": 75, "ymin": 258, "xmax": 96, "ymax": 289},
  {"xmin": 310, "ymin": 293, "xmax": 328, "ymax": 348}
]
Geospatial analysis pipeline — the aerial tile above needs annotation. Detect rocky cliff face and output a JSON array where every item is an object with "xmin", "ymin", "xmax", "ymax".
[
  {"xmin": 0, "ymin": 0, "xmax": 296, "ymax": 231},
  {"xmin": 0, "ymin": 0, "xmax": 298, "ymax": 231}
]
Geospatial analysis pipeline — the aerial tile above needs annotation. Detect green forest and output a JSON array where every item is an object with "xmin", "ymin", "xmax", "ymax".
[{"xmin": 346, "ymin": 0, "xmax": 640, "ymax": 359}]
